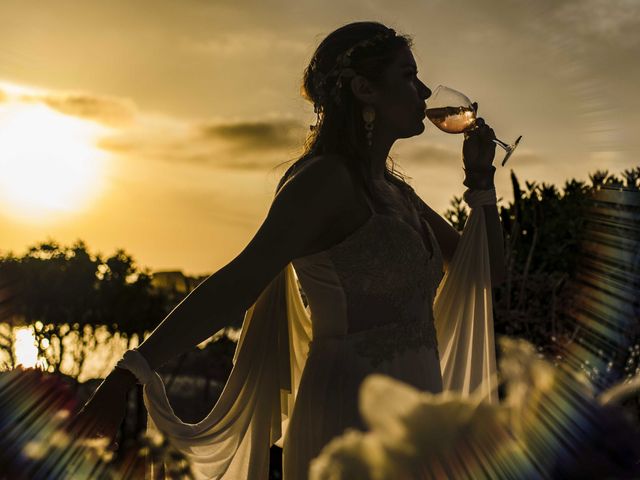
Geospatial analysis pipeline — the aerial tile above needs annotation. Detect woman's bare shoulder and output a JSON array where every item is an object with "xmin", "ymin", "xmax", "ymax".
[
  {"xmin": 272, "ymin": 154, "xmax": 368, "ymax": 254},
  {"xmin": 286, "ymin": 153, "xmax": 352, "ymax": 183},
  {"xmin": 281, "ymin": 154, "xmax": 358, "ymax": 204},
  {"xmin": 220, "ymin": 155, "xmax": 358, "ymax": 311},
  {"xmin": 263, "ymin": 154, "xmax": 358, "ymax": 252}
]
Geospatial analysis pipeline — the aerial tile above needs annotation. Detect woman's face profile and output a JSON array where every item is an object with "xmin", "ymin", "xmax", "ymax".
[{"xmin": 375, "ymin": 46, "xmax": 432, "ymax": 140}]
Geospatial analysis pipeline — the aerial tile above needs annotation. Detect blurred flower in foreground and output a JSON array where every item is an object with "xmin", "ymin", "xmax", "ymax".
[{"xmin": 310, "ymin": 336, "xmax": 640, "ymax": 480}]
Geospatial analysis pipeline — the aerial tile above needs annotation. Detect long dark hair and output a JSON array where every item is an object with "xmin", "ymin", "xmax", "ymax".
[{"xmin": 273, "ymin": 21, "xmax": 421, "ymax": 224}]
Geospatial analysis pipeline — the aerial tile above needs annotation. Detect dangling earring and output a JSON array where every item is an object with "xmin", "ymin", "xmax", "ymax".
[
  {"xmin": 310, "ymin": 104, "xmax": 321, "ymax": 131},
  {"xmin": 362, "ymin": 104, "xmax": 375, "ymax": 148}
]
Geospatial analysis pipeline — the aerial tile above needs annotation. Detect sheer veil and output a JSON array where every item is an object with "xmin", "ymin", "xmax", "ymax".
[
  {"xmin": 434, "ymin": 188, "xmax": 499, "ymax": 403},
  {"xmin": 117, "ymin": 188, "xmax": 498, "ymax": 479}
]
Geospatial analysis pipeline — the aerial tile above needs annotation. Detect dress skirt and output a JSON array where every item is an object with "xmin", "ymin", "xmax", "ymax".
[{"xmin": 283, "ymin": 331, "xmax": 443, "ymax": 480}]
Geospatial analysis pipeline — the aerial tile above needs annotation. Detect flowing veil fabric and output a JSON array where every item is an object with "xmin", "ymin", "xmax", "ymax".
[
  {"xmin": 433, "ymin": 188, "xmax": 499, "ymax": 404},
  {"xmin": 118, "ymin": 262, "xmax": 313, "ymax": 479},
  {"xmin": 117, "ymin": 188, "xmax": 498, "ymax": 479}
]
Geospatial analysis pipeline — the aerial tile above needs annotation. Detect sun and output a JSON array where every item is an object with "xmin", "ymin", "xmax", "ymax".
[
  {"xmin": 0, "ymin": 101, "xmax": 109, "ymax": 222},
  {"xmin": 13, "ymin": 327, "xmax": 42, "ymax": 369}
]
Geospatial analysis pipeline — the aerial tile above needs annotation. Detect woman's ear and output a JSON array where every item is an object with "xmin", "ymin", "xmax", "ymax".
[{"xmin": 350, "ymin": 75, "xmax": 378, "ymax": 104}]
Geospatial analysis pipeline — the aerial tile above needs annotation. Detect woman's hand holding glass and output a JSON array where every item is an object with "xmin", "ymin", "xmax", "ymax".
[{"xmin": 462, "ymin": 108, "xmax": 497, "ymax": 171}]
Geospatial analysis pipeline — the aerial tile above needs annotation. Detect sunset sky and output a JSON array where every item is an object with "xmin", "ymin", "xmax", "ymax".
[{"xmin": 1, "ymin": 0, "xmax": 638, "ymax": 275}]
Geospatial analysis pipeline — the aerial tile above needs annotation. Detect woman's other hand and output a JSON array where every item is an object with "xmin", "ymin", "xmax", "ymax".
[
  {"xmin": 463, "ymin": 103, "xmax": 497, "ymax": 171},
  {"xmin": 67, "ymin": 368, "xmax": 136, "ymax": 449}
]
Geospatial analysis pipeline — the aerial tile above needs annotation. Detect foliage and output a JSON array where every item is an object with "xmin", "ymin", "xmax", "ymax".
[
  {"xmin": 0, "ymin": 241, "xmax": 170, "ymax": 377},
  {"xmin": 444, "ymin": 166, "xmax": 640, "ymax": 396}
]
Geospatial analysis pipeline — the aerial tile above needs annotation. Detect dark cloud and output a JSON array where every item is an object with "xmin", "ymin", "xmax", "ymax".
[
  {"xmin": 19, "ymin": 91, "xmax": 137, "ymax": 127},
  {"xmin": 96, "ymin": 115, "xmax": 309, "ymax": 170},
  {"xmin": 96, "ymin": 136, "xmax": 212, "ymax": 164},
  {"xmin": 195, "ymin": 117, "xmax": 307, "ymax": 152}
]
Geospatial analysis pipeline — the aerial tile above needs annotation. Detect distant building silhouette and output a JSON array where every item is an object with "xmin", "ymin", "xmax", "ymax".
[{"xmin": 151, "ymin": 271, "xmax": 208, "ymax": 297}]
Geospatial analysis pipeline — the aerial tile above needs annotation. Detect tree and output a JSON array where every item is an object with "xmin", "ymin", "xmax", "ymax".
[
  {"xmin": 443, "ymin": 165, "xmax": 640, "ymax": 397},
  {"xmin": 0, "ymin": 242, "xmax": 170, "ymax": 379}
]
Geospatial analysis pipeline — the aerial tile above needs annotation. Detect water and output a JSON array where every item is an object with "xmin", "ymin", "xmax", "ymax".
[{"xmin": 0, "ymin": 322, "xmax": 138, "ymax": 382}]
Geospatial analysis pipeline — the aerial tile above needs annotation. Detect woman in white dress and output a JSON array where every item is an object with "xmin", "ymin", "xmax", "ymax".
[{"xmin": 72, "ymin": 21, "xmax": 505, "ymax": 479}]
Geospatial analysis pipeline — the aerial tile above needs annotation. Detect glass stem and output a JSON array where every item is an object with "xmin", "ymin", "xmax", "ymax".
[{"xmin": 492, "ymin": 138, "xmax": 511, "ymax": 150}]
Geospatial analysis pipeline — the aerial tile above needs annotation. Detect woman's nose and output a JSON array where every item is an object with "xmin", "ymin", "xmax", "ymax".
[{"xmin": 421, "ymin": 82, "xmax": 431, "ymax": 100}]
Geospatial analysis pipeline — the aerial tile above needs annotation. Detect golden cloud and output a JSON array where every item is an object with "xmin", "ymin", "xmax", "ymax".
[{"xmin": 19, "ymin": 91, "xmax": 137, "ymax": 127}]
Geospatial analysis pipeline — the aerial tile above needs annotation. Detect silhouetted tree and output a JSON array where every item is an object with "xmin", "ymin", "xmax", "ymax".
[
  {"xmin": 443, "ymin": 166, "xmax": 640, "ymax": 400},
  {"xmin": 0, "ymin": 241, "xmax": 170, "ymax": 377}
]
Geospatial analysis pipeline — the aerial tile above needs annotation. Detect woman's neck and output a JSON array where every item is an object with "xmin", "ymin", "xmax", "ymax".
[{"xmin": 369, "ymin": 131, "xmax": 395, "ymax": 182}]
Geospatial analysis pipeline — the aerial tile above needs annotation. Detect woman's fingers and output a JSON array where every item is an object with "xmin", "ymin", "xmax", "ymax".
[
  {"xmin": 464, "ymin": 117, "xmax": 497, "ymax": 169},
  {"xmin": 471, "ymin": 117, "xmax": 495, "ymax": 141},
  {"xmin": 475, "ymin": 117, "xmax": 493, "ymax": 132}
]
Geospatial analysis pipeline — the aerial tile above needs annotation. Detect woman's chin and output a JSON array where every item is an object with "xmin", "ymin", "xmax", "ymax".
[
  {"xmin": 396, "ymin": 121, "xmax": 426, "ymax": 139},
  {"xmin": 413, "ymin": 121, "xmax": 426, "ymax": 136}
]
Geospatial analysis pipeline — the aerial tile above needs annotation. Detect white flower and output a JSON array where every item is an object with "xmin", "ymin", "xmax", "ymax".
[
  {"xmin": 309, "ymin": 428, "xmax": 403, "ymax": 480},
  {"xmin": 310, "ymin": 337, "xmax": 640, "ymax": 479},
  {"xmin": 311, "ymin": 374, "xmax": 531, "ymax": 480}
]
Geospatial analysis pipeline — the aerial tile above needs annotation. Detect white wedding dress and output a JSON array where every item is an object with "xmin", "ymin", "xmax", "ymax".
[{"xmin": 118, "ymin": 186, "xmax": 499, "ymax": 480}]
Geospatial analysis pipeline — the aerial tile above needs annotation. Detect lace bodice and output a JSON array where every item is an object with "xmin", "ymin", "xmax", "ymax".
[{"xmin": 292, "ymin": 194, "xmax": 445, "ymax": 367}]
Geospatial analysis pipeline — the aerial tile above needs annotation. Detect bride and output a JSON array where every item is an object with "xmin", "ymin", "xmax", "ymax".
[{"xmin": 71, "ymin": 21, "xmax": 505, "ymax": 479}]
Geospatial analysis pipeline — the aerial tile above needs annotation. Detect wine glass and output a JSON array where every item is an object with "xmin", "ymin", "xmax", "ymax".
[{"xmin": 425, "ymin": 85, "xmax": 522, "ymax": 166}]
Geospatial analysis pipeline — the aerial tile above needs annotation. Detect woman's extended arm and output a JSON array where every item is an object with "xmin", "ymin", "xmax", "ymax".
[
  {"xmin": 71, "ymin": 156, "xmax": 357, "ymax": 440},
  {"xmin": 110, "ymin": 266, "xmax": 255, "ymax": 390},
  {"xmin": 128, "ymin": 155, "xmax": 358, "ymax": 375},
  {"xmin": 135, "ymin": 260, "xmax": 259, "ymax": 372},
  {"xmin": 110, "ymin": 265, "xmax": 251, "ymax": 389}
]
